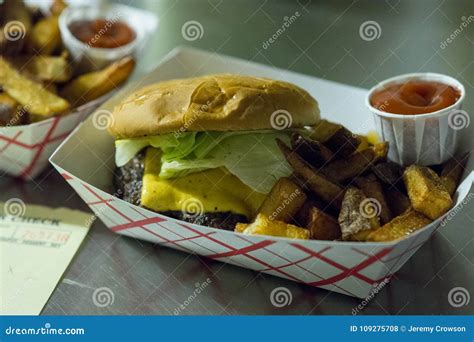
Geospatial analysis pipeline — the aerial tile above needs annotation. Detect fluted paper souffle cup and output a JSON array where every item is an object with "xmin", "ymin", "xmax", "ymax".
[
  {"xmin": 366, "ymin": 73, "xmax": 466, "ymax": 165},
  {"xmin": 59, "ymin": 3, "xmax": 158, "ymax": 73}
]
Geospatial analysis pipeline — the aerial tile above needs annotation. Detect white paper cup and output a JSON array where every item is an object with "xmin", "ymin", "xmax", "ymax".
[
  {"xmin": 59, "ymin": 3, "xmax": 158, "ymax": 73},
  {"xmin": 366, "ymin": 73, "xmax": 466, "ymax": 165}
]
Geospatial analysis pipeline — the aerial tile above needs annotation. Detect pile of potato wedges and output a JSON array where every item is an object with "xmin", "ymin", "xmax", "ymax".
[
  {"xmin": 0, "ymin": 0, "xmax": 135, "ymax": 127},
  {"xmin": 236, "ymin": 119, "xmax": 467, "ymax": 242}
]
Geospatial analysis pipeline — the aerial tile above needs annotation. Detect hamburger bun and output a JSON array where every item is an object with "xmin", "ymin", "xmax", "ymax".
[{"xmin": 109, "ymin": 74, "xmax": 320, "ymax": 138}]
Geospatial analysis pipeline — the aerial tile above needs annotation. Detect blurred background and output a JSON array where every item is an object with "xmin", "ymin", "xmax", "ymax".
[{"xmin": 135, "ymin": 0, "xmax": 473, "ymax": 108}]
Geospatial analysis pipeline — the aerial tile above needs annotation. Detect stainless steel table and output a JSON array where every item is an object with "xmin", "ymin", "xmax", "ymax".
[{"xmin": 1, "ymin": 0, "xmax": 473, "ymax": 315}]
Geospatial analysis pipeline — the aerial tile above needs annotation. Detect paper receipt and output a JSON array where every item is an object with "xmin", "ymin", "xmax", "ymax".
[{"xmin": 0, "ymin": 203, "xmax": 94, "ymax": 315}]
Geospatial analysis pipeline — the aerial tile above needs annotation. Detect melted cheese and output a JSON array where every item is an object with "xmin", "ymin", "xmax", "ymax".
[{"xmin": 141, "ymin": 148, "xmax": 266, "ymax": 218}]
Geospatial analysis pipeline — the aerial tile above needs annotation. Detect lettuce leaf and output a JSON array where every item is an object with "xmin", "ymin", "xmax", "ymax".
[
  {"xmin": 115, "ymin": 130, "xmax": 297, "ymax": 193},
  {"xmin": 115, "ymin": 133, "xmax": 197, "ymax": 167}
]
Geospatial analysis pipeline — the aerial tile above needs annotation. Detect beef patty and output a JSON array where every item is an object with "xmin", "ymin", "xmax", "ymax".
[{"xmin": 113, "ymin": 151, "xmax": 248, "ymax": 231}]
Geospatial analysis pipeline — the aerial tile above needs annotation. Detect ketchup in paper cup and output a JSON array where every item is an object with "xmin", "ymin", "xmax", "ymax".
[
  {"xmin": 366, "ymin": 73, "xmax": 466, "ymax": 165},
  {"xmin": 59, "ymin": 3, "xmax": 158, "ymax": 73}
]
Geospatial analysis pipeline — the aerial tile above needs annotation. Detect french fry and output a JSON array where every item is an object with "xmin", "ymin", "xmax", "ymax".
[
  {"xmin": 50, "ymin": 0, "xmax": 67, "ymax": 16},
  {"xmin": 234, "ymin": 223, "xmax": 247, "ymax": 233},
  {"xmin": 0, "ymin": 93, "xmax": 19, "ymax": 121},
  {"xmin": 355, "ymin": 173, "xmax": 393, "ymax": 224},
  {"xmin": 367, "ymin": 208, "xmax": 431, "ymax": 242},
  {"xmin": 0, "ymin": 57, "xmax": 70, "ymax": 116},
  {"xmin": 257, "ymin": 177, "xmax": 307, "ymax": 223},
  {"xmin": 371, "ymin": 161, "xmax": 404, "ymax": 187},
  {"xmin": 320, "ymin": 147, "xmax": 375, "ymax": 183},
  {"xmin": 440, "ymin": 155, "xmax": 468, "ymax": 196},
  {"xmin": 372, "ymin": 142, "xmax": 389, "ymax": 162},
  {"xmin": 0, "ymin": 93, "xmax": 26, "ymax": 126},
  {"xmin": 293, "ymin": 196, "xmax": 325, "ymax": 225},
  {"xmin": 291, "ymin": 133, "xmax": 334, "ymax": 167},
  {"xmin": 0, "ymin": 0, "xmax": 31, "ymax": 54},
  {"xmin": 27, "ymin": 15, "xmax": 61, "ymax": 55},
  {"xmin": 338, "ymin": 187, "xmax": 380, "ymax": 241},
  {"xmin": 43, "ymin": 82, "xmax": 58, "ymax": 94},
  {"xmin": 308, "ymin": 119, "xmax": 340, "ymax": 141},
  {"xmin": 403, "ymin": 165, "xmax": 453, "ymax": 220},
  {"xmin": 366, "ymin": 130, "xmax": 380, "ymax": 145},
  {"xmin": 309, "ymin": 119, "xmax": 361, "ymax": 157},
  {"xmin": 235, "ymin": 214, "xmax": 310, "ymax": 239},
  {"xmin": 384, "ymin": 188, "xmax": 411, "ymax": 217},
  {"xmin": 277, "ymin": 138, "xmax": 345, "ymax": 209},
  {"xmin": 27, "ymin": 5, "xmax": 44, "ymax": 23},
  {"xmin": 60, "ymin": 57, "xmax": 135, "ymax": 106},
  {"xmin": 323, "ymin": 123, "xmax": 360, "ymax": 156},
  {"xmin": 356, "ymin": 135, "xmax": 370, "ymax": 152},
  {"xmin": 289, "ymin": 173, "xmax": 309, "ymax": 192},
  {"xmin": 306, "ymin": 206, "xmax": 341, "ymax": 240},
  {"xmin": 13, "ymin": 55, "xmax": 73, "ymax": 83}
]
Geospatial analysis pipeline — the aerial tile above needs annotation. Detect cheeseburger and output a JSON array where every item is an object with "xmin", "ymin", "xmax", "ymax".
[{"xmin": 109, "ymin": 74, "xmax": 320, "ymax": 230}]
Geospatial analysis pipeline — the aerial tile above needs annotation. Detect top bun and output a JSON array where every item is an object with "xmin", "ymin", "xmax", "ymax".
[{"xmin": 109, "ymin": 74, "xmax": 320, "ymax": 138}]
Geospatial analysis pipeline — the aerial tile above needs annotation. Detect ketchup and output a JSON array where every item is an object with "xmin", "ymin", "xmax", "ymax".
[
  {"xmin": 69, "ymin": 19, "xmax": 135, "ymax": 48},
  {"xmin": 370, "ymin": 81, "xmax": 461, "ymax": 115}
]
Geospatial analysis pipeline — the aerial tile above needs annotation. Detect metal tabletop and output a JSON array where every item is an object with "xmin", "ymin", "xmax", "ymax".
[{"xmin": 1, "ymin": 0, "xmax": 473, "ymax": 315}]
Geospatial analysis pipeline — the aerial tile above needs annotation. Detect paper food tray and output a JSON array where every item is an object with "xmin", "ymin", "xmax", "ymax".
[{"xmin": 49, "ymin": 47, "xmax": 474, "ymax": 298}]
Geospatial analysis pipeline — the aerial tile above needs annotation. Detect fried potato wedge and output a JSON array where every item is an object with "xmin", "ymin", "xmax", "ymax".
[
  {"xmin": 291, "ymin": 133, "xmax": 334, "ymax": 167},
  {"xmin": 50, "ymin": 0, "xmax": 67, "ymax": 16},
  {"xmin": 0, "ymin": 93, "xmax": 19, "ymax": 121},
  {"xmin": 0, "ymin": 93, "xmax": 26, "ymax": 126},
  {"xmin": 440, "ymin": 155, "xmax": 468, "ymax": 196},
  {"xmin": 277, "ymin": 138, "xmax": 345, "ymax": 209},
  {"xmin": 367, "ymin": 208, "xmax": 431, "ymax": 242},
  {"xmin": 27, "ymin": 15, "xmax": 60, "ymax": 55},
  {"xmin": 0, "ymin": 0, "xmax": 32, "ymax": 54},
  {"xmin": 308, "ymin": 119, "xmax": 340, "ymax": 141},
  {"xmin": 0, "ymin": 57, "xmax": 70, "ymax": 116},
  {"xmin": 309, "ymin": 119, "xmax": 361, "ymax": 157},
  {"xmin": 403, "ymin": 165, "xmax": 453, "ymax": 220},
  {"xmin": 60, "ymin": 57, "xmax": 135, "ymax": 106},
  {"xmin": 322, "ymin": 123, "xmax": 361, "ymax": 156},
  {"xmin": 320, "ymin": 142, "xmax": 388, "ymax": 184},
  {"xmin": 356, "ymin": 135, "xmax": 370, "ymax": 152},
  {"xmin": 371, "ymin": 161, "xmax": 404, "ymax": 187},
  {"xmin": 235, "ymin": 214, "xmax": 310, "ymax": 240},
  {"xmin": 321, "ymin": 148, "xmax": 375, "ymax": 183},
  {"xmin": 293, "ymin": 195, "xmax": 327, "ymax": 225},
  {"xmin": 384, "ymin": 188, "xmax": 411, "ymax": 217},
  {"xmin": 355, "ymin": 173, "xmax": 393, "ymax": 224},
  {"xmin": 43, "ymin": 82, "xmax": 58, "ymax": 94},
  {"xmin": 306, "ymin": 206, "xmax": 341, "ymax": 240},
  {"xmin": 13, "ymin": 55, "xmax": 73, "ymax": 82},
  {"xmin": 257, "ymin": 177, "xmax": 307, "ymax": 223},
  {"xmin": 366, "ymin": 131, "xmax": 380, "ymax": 145},
  {"xmin": 338, "ymin": 187, "xmax": 380, "ymax": 241},
  {"xmin": 234, "ymin": 223, "xmax": 247, "ymax": 233},
  {"xmin": 372, "ymin": 141, "xmax": 389, "ymax": 162}
]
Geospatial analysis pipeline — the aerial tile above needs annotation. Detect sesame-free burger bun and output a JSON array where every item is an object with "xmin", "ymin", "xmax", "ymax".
[{"xmin": 109, "ymin": 74, "xmax": 320, "ymax": 138}]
